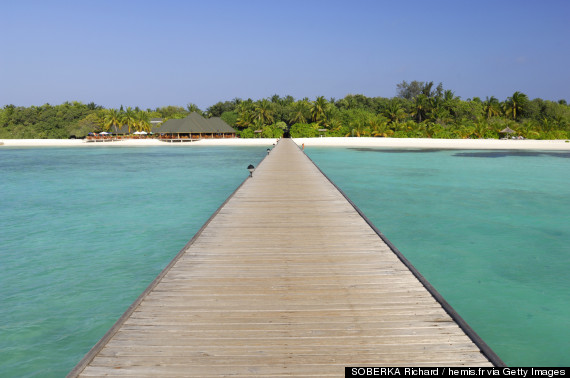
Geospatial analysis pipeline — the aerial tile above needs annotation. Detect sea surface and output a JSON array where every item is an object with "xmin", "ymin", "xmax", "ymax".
[
  {"xmin": 0, "ymin": 145, "xmax": 568, "ymax": 377},
  {"xmin": 305, "ymin": 147, "xmax": 570, "ymax": 367}
]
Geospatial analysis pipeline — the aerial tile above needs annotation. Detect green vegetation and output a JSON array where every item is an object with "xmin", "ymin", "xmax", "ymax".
[{"xmin": 1, "ymin": 82, "xmax": 569, "ymax": 139}]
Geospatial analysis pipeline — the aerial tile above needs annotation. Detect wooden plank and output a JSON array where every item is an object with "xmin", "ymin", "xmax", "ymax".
[
  {"xmin": 96, "ymin": 343, "xmax": 484, "ymax": 357},
  {"xmin": 71, "ymin": 138, "xmax": 498, "ymax": 377}
]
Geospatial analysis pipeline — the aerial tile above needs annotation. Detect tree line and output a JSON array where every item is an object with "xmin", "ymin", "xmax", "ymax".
[{"xmin": 1, "ymin": 81, "xmax": 569, "ymax": 139}]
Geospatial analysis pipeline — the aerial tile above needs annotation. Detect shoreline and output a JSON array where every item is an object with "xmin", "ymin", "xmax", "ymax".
[
  {"xmin": 1, "ymin": 137, "xmax": 569, "ymax": 150},
  {"xmin": 294, "ymin": 137, "xmax": 570, "ymax": 150},
  {"xmin": 0, "ymin": 138, "xmax": 277, "ymax": 147}
]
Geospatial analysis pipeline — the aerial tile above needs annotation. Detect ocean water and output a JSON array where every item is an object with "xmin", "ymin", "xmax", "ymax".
[
  {"xmin": 0, "ymin": 146, "xmax": 268, "ymax": 377},
  {"xmin": 1, "ymin": 145, "xmax": 568, "ymax": 376},
  {"xmin": 305, "ymin": 147, "xmax": 570, "ymax": 367}
]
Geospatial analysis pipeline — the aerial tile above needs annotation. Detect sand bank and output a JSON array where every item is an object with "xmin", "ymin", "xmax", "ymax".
[{"xmin": 1, "ymin": 137, "xmax": 569, "ymax": 150}]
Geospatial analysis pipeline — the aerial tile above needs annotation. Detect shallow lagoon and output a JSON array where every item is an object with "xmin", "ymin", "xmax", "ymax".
[
  {"xmin": 0, "ymin": 145, "xmax": 568, "ymax": 376},
  {"xmin": 0, "ymin": 146, "xmax": 268, "ymax": 377},
  {"xmin": 305, "ymin": 147, "xmax": 570, "ymax": 367}
]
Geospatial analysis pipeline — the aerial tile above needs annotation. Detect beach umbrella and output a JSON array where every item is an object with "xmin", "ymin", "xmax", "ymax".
[{"xmin": 500, "ymin": 127, "xmax": 515, "ymax": 139}]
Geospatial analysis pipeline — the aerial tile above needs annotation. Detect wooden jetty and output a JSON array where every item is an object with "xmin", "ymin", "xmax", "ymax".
[{"xmin": 69, "ymin": 138, "xmax": 504, "ymax": 377}]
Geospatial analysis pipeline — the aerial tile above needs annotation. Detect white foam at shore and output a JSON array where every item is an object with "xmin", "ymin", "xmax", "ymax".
[{"xmin": 1, "ymin": 137, "xmax": 569, "ymax": 150}]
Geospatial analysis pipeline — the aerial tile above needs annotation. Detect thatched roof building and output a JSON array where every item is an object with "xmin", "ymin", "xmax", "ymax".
[
  {"xmin": 109, "ymin": 113, "xmax": 236, "ymax": 138},
  {"xmin": 154, "ymin": 113, "xmax": 236, "ymax": 138}
]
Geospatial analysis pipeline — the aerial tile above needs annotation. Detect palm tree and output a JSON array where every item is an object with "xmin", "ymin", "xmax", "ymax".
[
  {"xmin": 429, "ymin": 106, "xmax": 452, "ymax": 125},
  {"xmin": 412, "ymin": 94, "xmax": 429, "ymax": 123},
  {"xmin": 457, "ymin": 119, "xmax": 476, "ymax": 139},
  {"xmin": 483, "ymin": 96, "xmax": 501, "ymax": 119},
  {"xmin": 186, "ymin": 103, "xmax": 202, "ymax": 115},
  {"xmin": 254, "ymin": 99, "xmax": 274, "ymax": 126},
  {"xmin": 394, "ymin": 120, "xmax": 415, "ymax": 136},
  {"xmin": 310, "ymin": 96, "xmax": 328, "ymax": 124},
  {"xmin": 383, "ymin": 101, "xmax": 407, "ymax": 125},
  {"xmin": 236, "ymin": 112, "xmax": 254, "ymax": 128},
  {"xmin": 441, "ymin": 90, "xmax": 459, "ymax": 116},
  {"xmin": 407, "ymin": 121, "xmax": 424, "ymax": 137},
  {"xmin": 504, "ymin": 91, "xmax": 528, "ymax": 121},
  {"xmin": 473, "ymin": 117, "xmax": 490, "ymax": 139},
  {"xmin": 421, "ymin": 81, "xmax": 435, "ymax": 97},
  {"xmin": 443, "ymin": 89, "xmax": 456, "ymax": 102},
  {"xmin": 425, "ymin": 122, "xmax": 443, "ymax": 138},
  {"xmin": 368, "ymin": 115, "xmax": 389, "ymax": 137},
  {"xmin": 121, "ymin": 107, "xmax": 136, "ymax": 134},
  {"xmin": 103, "ymin": 108, "xmax": 122, "ymax": 135},
  {"xmin": 235, "ymin": 100, "xmax": 255, "ymax": 128},
  {"xmin": 252, "ymin": 118, "xmax": 264, "ymax": 136},
  {"xmin": 289, "ymin": 100, "xmax": 310, "ymax": 124},
  {"xmin": 327, "ymin": 118, "xmax": 343, "ymax": 134},
  {"xmin": 135, "ymin": 110, "xmax": 151, "ymax": 132},
  {"xmin": 346, "ymin": 118, "xmax": 367, "ymax": 137}
]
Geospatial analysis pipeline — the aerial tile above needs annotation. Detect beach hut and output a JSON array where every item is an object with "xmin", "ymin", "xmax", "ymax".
[
  {"xmin": 109, "ymin": 124, "xmax": 130, "ymax": 136},
  {"xmin": 500, "ymin": 127, "xmax": 516, "ymax": 139}
]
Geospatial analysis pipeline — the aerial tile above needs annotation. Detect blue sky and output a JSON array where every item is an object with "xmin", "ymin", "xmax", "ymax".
[{"xmin": 2, "ymin": 0, "xmax": 569, "ymax": 110}]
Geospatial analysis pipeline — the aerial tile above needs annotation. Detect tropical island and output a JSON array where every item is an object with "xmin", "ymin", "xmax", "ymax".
[{"xmin": 1, "ymin": 81, "xmax": 569, "ymax": 140}]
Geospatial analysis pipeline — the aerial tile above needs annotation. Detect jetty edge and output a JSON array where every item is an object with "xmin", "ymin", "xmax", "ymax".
[
  {"xmin": 300, "ymin": 141, "xmax": 505, "ymax": 367},
  {"xmin": 69, "ymin": 138, "xmax": 504, "ymax": 377},
  {"xmin": 66, "ymin": 142, "xmax": 272, "ymax": 378}
]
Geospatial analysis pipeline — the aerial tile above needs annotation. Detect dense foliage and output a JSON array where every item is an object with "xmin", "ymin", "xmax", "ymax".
[{"xmin": 1, "ymin": 82, "xmax": 569, "ymax": 139}]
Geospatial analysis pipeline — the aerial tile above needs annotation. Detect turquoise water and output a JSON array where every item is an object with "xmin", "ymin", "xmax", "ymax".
[
  {"xmin": 0, "ymin": 146, "xmax": 268, "ymax": 377},
  {"xmin": 305, "ymin": 147, "xmax": 570, "ymax": 367},
  {"xmin": 1, "ymin": 145, "xmax": 568, "ymax": 376}
]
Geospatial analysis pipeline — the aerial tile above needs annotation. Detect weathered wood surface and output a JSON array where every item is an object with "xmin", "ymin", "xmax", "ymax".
[{"xmin": 73, "ymin": 139, "xmax": 493, "ymax": 377}]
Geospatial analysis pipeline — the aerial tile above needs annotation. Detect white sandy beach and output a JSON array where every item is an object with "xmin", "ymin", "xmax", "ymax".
[
  {"xmin": 1, "ymin": 137, "xmax": 570, "ymax": 150},
  {"xmin": 294, "ymin": 137, "xmax": 570, "ymax": 150},
  {"xmin": 0, "ymin": 138, "xmax": 277, "ymax": 147}
]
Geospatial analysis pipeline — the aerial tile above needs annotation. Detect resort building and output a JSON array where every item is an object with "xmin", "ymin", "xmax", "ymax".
[
  {"xmin": 155, "ymin": 113, "xmax": 237, "ymax": 140},
  {"xmin": 150, "ymin": 118, "xmax": 164, "ymax": 127},
  {"xmin": 106, "ymin": 113, "xmax": 237, "ymax": 140}
]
